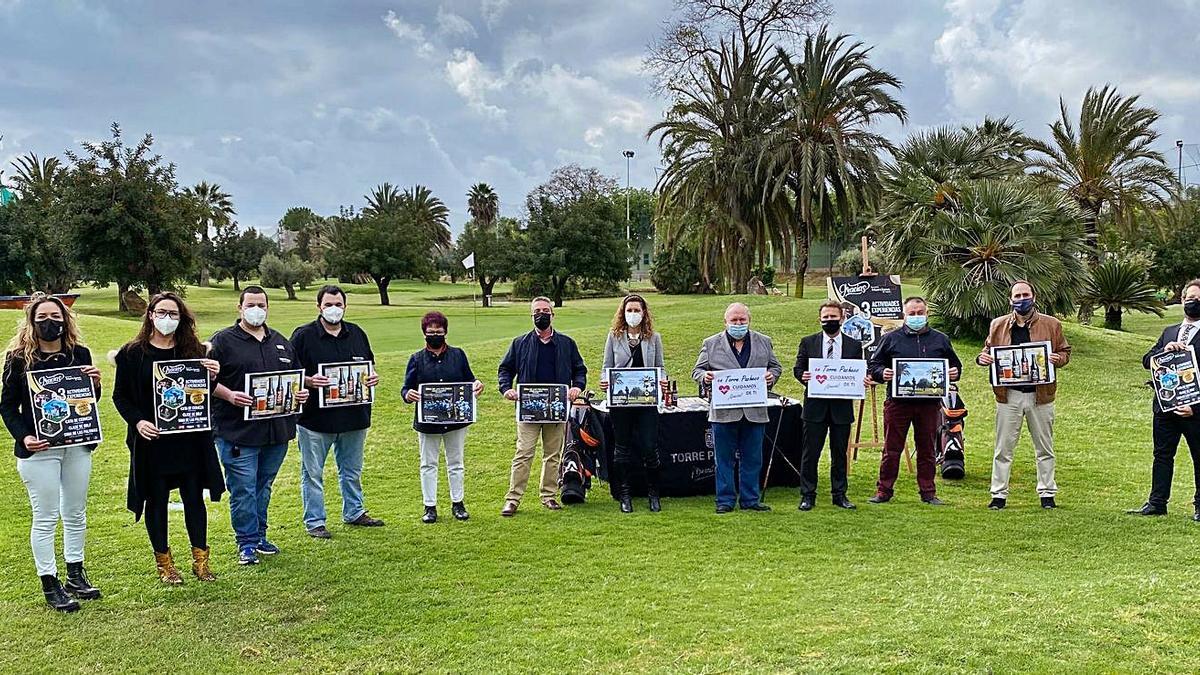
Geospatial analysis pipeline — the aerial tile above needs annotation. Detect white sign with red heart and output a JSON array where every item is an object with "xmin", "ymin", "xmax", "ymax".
[
  {"xmin": 807, "ymin": 358, "xmax": 868, "ymax": 400},
  {"xmin": 710, "ymin": 368, "xmax": 769, "ymax": 410}
]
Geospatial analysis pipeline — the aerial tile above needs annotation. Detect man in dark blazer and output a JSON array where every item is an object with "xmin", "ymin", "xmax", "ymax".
[
  {"xmin": 794, "ymin": 301, "xmax": 866, "ymax": 511},
  {"xmin": 1129, "ymin": 278, "xmax": 1200, "ymax": 519}
]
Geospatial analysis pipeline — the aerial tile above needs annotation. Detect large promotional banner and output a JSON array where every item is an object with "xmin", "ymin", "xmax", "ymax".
[{"xmin": 827, "ymin": 274, "xmax": 904, "ymax": 359}]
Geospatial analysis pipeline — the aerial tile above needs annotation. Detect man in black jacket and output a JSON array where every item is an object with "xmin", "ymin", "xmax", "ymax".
[
  {"xmin": 497, "ymin": 297, "xmax": 587, "ymax": 516},
  {"xmin": 1129, "ymin": 278, "xmax": 1200, "ymax": 519},
  {"xmin": 794, "ymin": 301, "xmax": 867, "ymax": 511},
  {"xmin": 867, "ymin": 296, "xmax": 962, "ymax": 505}
]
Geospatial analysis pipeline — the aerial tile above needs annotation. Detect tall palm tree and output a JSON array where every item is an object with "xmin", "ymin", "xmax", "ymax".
[
  {"xmin": 363, "ymin": 182, "xmax": 403, "ymax": 215},
  {"xmin": 467, "ymin": 183, "xmax": 500, "ymax": 226},
  {"xmin": 1029, "ymin": 85, "xmax": 1178, "ymax": 254},
  {"xmin": 757, "ymin": 27, "xmax": 907, "ymax": 296},
  {"xmin": 400, "ymin": 184, "xmax": 452, "ymax": 251},
  {"xmin": 9, "ymin": 153, "xmax": 65, "ymax": 206},
  {"xmin": 186, "ymin": 181, "xmax": 236, "ymax": 287}
]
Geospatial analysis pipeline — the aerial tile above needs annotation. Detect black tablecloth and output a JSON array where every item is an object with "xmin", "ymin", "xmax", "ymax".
[{"xmin": 592, "ymin": 400, "xmax": 804, "ymax": 498}]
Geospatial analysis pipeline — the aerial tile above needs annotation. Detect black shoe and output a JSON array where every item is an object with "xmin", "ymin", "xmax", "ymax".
[
  {"xmin": 989, "ymin": 498, "xmax": 1006, "ymax": 510},
  {"xmin": 647, "ymin": 493, "xmax": 661, "ymax": 512},
  {"xmin": 715, "ymin": 504, "xmax": 734, "ymax": 514},
  {"xmin": 867, "ymin": 494, "xmax": 891, "ymax": 504},
  {"xmin": 348, "ymin": 512, "xmax": 385, "ymax": 527},
  {"xmin": 741, "ymin": 503, "xmax": 772, "ymax": 512},
  {"xmin": 832, "ymin": 496, "xmax": 856, "ymax": 510},
  {"xmin": 1041, "ymin": 497, "xmax": 1057, "ymax": 509},
  {"xmin": 41, "ymin": 575, "xmax": 79, "ymax": 613},
  {"xmin": 64, "ymin": 562, "xmax": 101, "ymax": 600},
  {"xmin": 421, "ymin": 506, "xmax": 437, "ymax": 524},
  {"xmin": 1126, "ymin": 503, "xmax": 1166, "ymax": 516},
  {"xmin": 922, "ymin": 497, "xmax": 946, "ymax": 506},
  {"xmin": 307, "ymin": 525, "xmax": 333, "ymax": 539},
  {"xmin": 619, "ymin": 495, "xmax": 633, "ymax": 513},
  {"xmin": 798, "ymin": 496, "xmax": 815, "ymax": 511},
  {"xmin": 1193, "ymin": 510, "xmax": 1200, "ymax": 522},
  {"xmin": 451, "ymin": 502, "xmax": 469, "ymax": 521},
  {"xmin": 646, "ymin": 466, "xmax": 662, "ymax": 512}
]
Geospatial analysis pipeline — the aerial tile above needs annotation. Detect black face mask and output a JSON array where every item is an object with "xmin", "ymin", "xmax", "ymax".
[
  {"xmin": 425, "ymin": 334, "xmax": 446, "ymax": 349},
  {"xmin": 533, "ymin": 313, "xmax": 552, "ymax": 331},
  {"xmin": 35, "ymin": 319, "xmax": 64, "ymax": 341},
  {"xmin": 1186, "ymin": 300, "xmax": 1200, "ymax": 320},
  {"xmin": 821, "ymin": 320, "xmax": 842, "ymax": 336}
]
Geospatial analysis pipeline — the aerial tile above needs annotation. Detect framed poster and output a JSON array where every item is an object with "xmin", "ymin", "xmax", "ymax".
[
  {"xmin": 807, "ymin": 358, "xmax": 868, "ymax": 400},
  {"xmin": 1149, "ymin": 346, "xmax": 1200, "ymax": 413},
  {"xmin": 516, "ymin": 384, "xmax": 569, "ymax": 423},
  {"xmin": 827, "ymin": 274, "xmax": 904, "ymax": 359},
  {"xmin": 318, "ymin": 361, "xmax": 374, "ymax": 408},
  {"xmin": 243, "ymin": 369, "xmax": 304, "ymax": 420},
  {"xmin": 989, "ymin": 341, "xmax": 1055, "ymax": 387},
  {"xmin": 891, "ymin": 358, "xmax": 949, "ymax": 399},
  {"xmin": 418, "ymin": 382, "xmax": 476, "ymax": 424},
  {"xmin": 27, "ymin": 366, "xmax": 102, "ymax": 447},
  {"xmin": 606, "ymin": 367, "xmax": 662, "ymax": 408},
  {"xmin": 710, "ymin": 368, "xmax": 768, "ymax": 409},
  {"xmin": 152, "ymin": 359, "xmax": 211, "ymax": 434}
]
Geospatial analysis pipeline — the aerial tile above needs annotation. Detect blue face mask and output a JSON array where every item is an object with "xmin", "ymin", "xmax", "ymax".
[
  {"xmin": 726, "ymin": 323, "xmax": 749, "ymax": 340},
  {"xmin": 1011, "ymin": 298, "xmax": 1035, "ymax": 315},
  {"xmin": 905, "ymin": 315, "xmax": 928, "ymax": 331}
]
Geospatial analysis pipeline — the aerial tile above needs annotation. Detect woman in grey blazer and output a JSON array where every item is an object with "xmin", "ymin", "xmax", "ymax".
[{"xmin": 600, "ymin": 295, "xmax": 667, "ymax": 513}]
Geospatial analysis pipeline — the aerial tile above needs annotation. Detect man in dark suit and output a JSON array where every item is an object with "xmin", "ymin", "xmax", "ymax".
[
  {"xmin": 793, "ymin": 301, "xmax": 867, "ymax": 511},
  {"xmin": 1129, "ymin": 278, "xmax": 1200, "ymax": 519}
]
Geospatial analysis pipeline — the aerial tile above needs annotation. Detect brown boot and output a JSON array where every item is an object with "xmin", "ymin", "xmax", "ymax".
[
  {"xmin": 155, "ymin": 550, "xmax": 183, "ymax": 585},
  {"xmin": 191, "ymin": 547, "xmax": 216, "ymax": 582}
]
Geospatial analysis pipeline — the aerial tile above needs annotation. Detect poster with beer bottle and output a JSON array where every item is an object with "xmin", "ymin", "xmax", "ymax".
[
  {"xmin": 989, "ymin": 341, "xmax": 1056, "ymax": 387},
  {"xmin": 27, "ymin": 366, "xmax": 103, "ymax": 447},
  {"xmin": 317, "ymin": 361, "xmax": 375, "ymax": 408},
  {"xmin": 243, "ymin": 369, "xmax": 304, "ymax": 420},
  {"xmin": 152, "ymin": 359, "xmax": 212, "ymax": 434}
]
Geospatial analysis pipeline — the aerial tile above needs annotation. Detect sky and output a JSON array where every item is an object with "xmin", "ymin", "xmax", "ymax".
[{"xmin": 0, "ymin": 0, "xmax": 1197, "ymax": 234}]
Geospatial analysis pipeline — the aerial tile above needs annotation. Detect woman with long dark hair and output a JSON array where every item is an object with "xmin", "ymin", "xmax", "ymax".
[
  {"xmin": 0, "ymin": 293, "xmax": 103, "ymax": 612},
  {"xmin": 113, "ymin": 292, "xmax": 226, "ymax": 584},
  {"xmin": 599, "ymin": 294, "xmax": 667, "ymax": 512}
]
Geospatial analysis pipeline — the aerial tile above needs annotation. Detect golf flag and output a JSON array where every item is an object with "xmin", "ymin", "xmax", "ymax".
[{"xmin": 461, "ymin": 252, "xmax": 475, "ymax": 270}]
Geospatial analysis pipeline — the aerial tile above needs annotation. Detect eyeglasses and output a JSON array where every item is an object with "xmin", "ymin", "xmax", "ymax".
[{"xmin": 152, "ymin": 310, "xmax": 180, "ymax": 320}]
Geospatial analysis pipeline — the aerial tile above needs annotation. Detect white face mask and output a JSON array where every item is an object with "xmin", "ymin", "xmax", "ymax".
[
  {"xmin": 242, "ymin": 306, "xmax": 267, "ymax": 327},
  {"xmin": 153, "ymin": 317, "xmax": 179, "ymax": 336},
  {"xmin": 625, "ymin": 311, "xmax": 643, "ymax": 328},
  {"xmin": 321, "ymin": 306, "xmax": 344, "ymax": 324}
]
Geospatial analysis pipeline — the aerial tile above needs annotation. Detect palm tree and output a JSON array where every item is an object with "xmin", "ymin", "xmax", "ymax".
[
  {"xmin": 467, "ymin": 183, "xmax": 499, "ymax": 226},
  {"xmin": 1029, "ymin": 85, "xmax": 1177, "ymax": 255},
  {"xmin": 757, "ymin": 27, "xmax": 907, "ymax": 296},
  {"xmin": 9, "ymin": 153, "xmax": 65, "ymax": 205},
  {"xmin": 1078, "ymin": 256, "xmax": 1165, "ymax": 330},
  {"xmin": 186, "ymin": 181, "xmax": 236, "ymax": 287},
  {"xmin": 363, "ymin": 182, "xmax": 403, "ymax": 215},
  {"xmin": 400, "ymin": 185, "xmax": 452, "ymax": 251}
]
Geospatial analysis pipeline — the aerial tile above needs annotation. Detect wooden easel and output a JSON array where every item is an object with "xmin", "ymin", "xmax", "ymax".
[{"xmin": 844, "ymin": 236, "xmax": 913, "ymax": 474}]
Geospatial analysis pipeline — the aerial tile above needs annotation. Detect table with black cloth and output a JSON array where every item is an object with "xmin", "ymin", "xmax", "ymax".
[{"xmin": 591, "ymin": 397, "xmax": 805, "ymax": 499}]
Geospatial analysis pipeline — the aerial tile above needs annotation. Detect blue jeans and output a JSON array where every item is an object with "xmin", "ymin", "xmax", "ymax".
[
  {"xmin": 298, "ymin": 426, "xmax": 368, "ymax": 529},
  {"xmin": 711, "ymin": 420, "xmax": 766, "ymax": 508},
  {"xmin": 215, "ymin": 438, "xmax": 289, "ymax": 547}
]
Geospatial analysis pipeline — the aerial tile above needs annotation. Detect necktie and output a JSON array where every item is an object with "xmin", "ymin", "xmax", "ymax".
[
  {"xmin": 1183, "ymin": 324, "xmax": 1194, "ymax": 344},
  {"xmin": 826, "ymin": 339, "xmax": 835, "ymax": 358}
]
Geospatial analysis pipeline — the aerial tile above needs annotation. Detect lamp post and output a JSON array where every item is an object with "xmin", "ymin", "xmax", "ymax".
[
  {"xmin": 1178, "ymin": 139, "xmax": 1185, "ymax": 185},
  {"xmin": 623, "ymin": 149, "xmax": 635, "ymax": 242}
]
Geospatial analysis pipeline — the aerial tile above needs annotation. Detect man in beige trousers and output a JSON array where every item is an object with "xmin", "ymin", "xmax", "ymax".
[
  {"xmin": 497, "ymin": 297, "xmax": 586, "ymax": 516},
  {"xmin": 976, "ymin": 281, "xmax": 1071, "ymax": 510}
]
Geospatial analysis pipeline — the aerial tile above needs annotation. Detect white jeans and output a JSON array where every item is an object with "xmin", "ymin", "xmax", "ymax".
[
  {"xmin": 16, "ymin": 445, "xmax": 93, "ymax": 576},
  {"xmin": 417, "ymin": 428, "xmax": 467, "ymax": 506}
]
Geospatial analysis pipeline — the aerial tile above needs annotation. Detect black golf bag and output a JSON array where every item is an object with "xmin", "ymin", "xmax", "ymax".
[
  {"xmin": 559, "ymin": 393, "xmax": 604, "ymax": 504},
  {"xmin": 937, "ymin": 385, "xmax": 968, "ymax": 479}
]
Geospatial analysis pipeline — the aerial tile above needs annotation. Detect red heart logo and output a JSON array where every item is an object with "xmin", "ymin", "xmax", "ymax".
[
  {"xmin": 718, "ymin": 385, "xmax": 731, "ymax": 395},
  {"xmin": 815, "ymin": 374, "xmax": 828, "ymax": 384}
]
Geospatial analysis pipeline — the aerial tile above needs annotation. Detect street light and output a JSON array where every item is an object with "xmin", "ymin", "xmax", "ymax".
[
  {"xmin": 623, "ymin": 149, "xmax": 635, "ymax": 242},
  {"xmin": 1178, "ymin": 139, "xmax": 1185, "ymax": 184}
]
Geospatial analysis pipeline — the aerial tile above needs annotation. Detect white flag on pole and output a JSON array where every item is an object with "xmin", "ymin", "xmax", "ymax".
[{"xmin": 461, "ymin": 252, "xmax": 476, "ymax": 270}]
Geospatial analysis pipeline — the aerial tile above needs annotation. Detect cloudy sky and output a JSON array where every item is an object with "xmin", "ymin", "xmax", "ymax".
[{"xmin": 1, "ymin": 0, "xmax": 1197, "ymax": 233}]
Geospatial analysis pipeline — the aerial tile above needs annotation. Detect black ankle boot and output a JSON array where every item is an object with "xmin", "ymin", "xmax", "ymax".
[
  {"xmin": 646, "ymin": 465, "xmax": 662, "ymax": 512},
  {"xmin": 41, "ymin": 575, "xmax": 80, "ymax": 613},
  {"xmin": 618, "ymin": 467, "xmax": 634, "ymax": 513},
  {"xmin": 64, "ymin": 562, "xmax": 101, "ymax": 600}
]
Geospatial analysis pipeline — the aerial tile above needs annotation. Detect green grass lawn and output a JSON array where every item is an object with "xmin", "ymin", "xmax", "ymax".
[{"xmin": 0, "ymin": 281, "xmax": 1197, "ymax": 672}]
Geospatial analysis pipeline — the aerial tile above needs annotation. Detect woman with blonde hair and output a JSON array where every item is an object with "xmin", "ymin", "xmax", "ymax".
[
  {"xmin": 0, "ymin": 293, "xmax": 102, "ymax": 612},
  {"xmin": 599, "ymin": 294, "xmax": 667, "ymax": 513}
]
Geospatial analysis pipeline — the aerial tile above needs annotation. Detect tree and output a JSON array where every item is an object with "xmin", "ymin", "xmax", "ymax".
[
  {"xmin": 515, "ymin": 194, "xmax": 630, "ymax": 307},
  {"xmin": 757, "ymin": 27, "xmax": 907, "ymax": 296},
  {"xmin": 1148, "ymin": 189, "xmax": 1200, "ymax": 300},
  {"xmin": 3, "ymin": 153, "xmax": 78, "ymax": 293},
  {"xmin": 278, "ymin": 206, "xmax": 329, "ymax": 265},
  {"xmin": 185, "ymin": 181, "xmax": 235, "ymax": 287},
  {"xmin": 210, "ymin": 222, "xmax": 277, "ymax": 291},
  {"xmin": 259, "ymin": 252, "xmax": 318, "ymax": 301},
  {"xmin": 400, "ymin": 185, "xmax": 452, "ymax": 251},
  {"xmin": 327, "ymin": 207, "xmax": 436, "ymax": 306},
  {"xmin": 526, "ymin": 165, "xmax": 619, "ymax": 212},
  {"xmin": 466, "ymin": 183, "xmax": 499, "ymax": 226},
  {"xmin": 61, "ymin": 123, "xmax": 200, "ymax": 311},
  {"xmin": 650, "ymin": 241, "xmax": 704, "ymax": 294},
  {"xmin": 456, "ymin": 216, "xmax": 519, "ymax": 306},
  {"xmin": 1078, "ymin": 256, "xmax": 1165, "ymax": 330}
]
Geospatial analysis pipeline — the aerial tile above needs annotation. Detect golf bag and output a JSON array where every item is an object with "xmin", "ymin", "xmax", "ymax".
[
  {"xmin": 559, "ymin": 392, "xmax": 604, "ymax": 504},
  {"xmin": 937, "ymin": 385, "xmax": 968, "ymax": 479}
]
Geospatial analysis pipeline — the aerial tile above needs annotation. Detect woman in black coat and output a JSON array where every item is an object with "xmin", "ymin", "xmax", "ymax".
[{"xmin": 113, "ymin": 292, "xmax": 225, "ymax": 584}]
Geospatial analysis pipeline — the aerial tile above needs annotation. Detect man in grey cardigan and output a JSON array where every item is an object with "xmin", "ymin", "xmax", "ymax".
[{"xmin": 691, "ymin": 302, "xmax": 783, "ymax": 513}]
